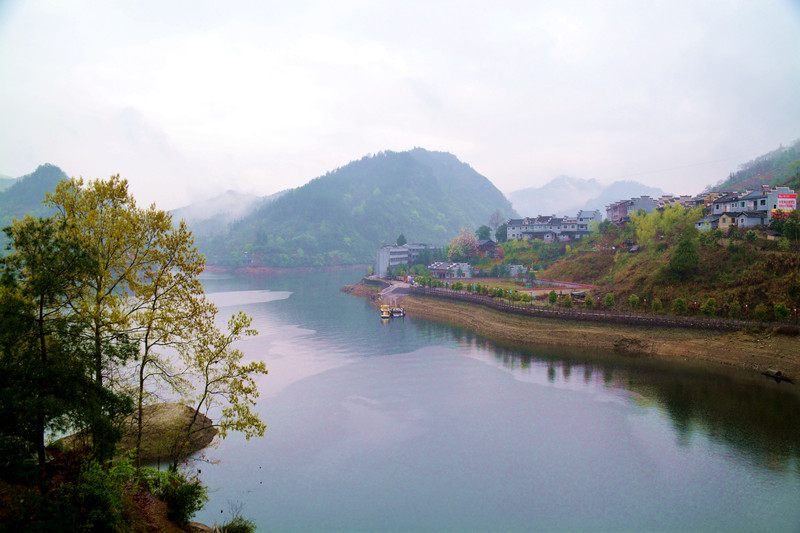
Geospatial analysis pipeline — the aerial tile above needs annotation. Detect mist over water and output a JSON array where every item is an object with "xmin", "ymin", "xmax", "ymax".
[{"xmin": 195, "ymin": 270, "xmax": 800, "ymax": 532}]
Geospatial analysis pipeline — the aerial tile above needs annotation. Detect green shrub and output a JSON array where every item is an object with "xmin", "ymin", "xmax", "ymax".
[
  {"xmin": 753, "ymin": 303, "xmax": 769, "ymax": 321},
  {"xmin": 605, "ymin": 293, "xmax": 615, "ymax": 307},
  {"xmin": 728, "ymin": 300, "xmax": 741, "ymax": 318},
  {"xmin": 563, "ymin": 295, "xmax": 573, "ymax": 308},
  {"xmin": 673, "ymin": 298, "xmax": 687, "ymax": 314},
  {"xmin": 548, "ymin": 290, "xmax": 558, "ymax": 305},
  {"xmin": 222, "ymin": 516, "xmax": 258, "ymax": 533},
  {"xmin": 158, "ymin": 473, "xmax": 208, "ymax": 527},
  {"xmin": 652, "ymin": 298, "xmax": 663, "ymax": 312},
  {"xmin": 60, "ymin": 460, "xmax": 127, "ymax": 533},
  {"xmin": 774, "ymin": 302, "xmax": 791, "ymax": 321},
  {"xmin": 628, "ymin": 294, "xmax": 639, "ymax": 308},
  {"xmin": 701, "ymin": 298, "xmax": 716, "ymax": 317},
  {"xmin": 584, "ymin": 296, "xmax": 594, "ymax": 308}
]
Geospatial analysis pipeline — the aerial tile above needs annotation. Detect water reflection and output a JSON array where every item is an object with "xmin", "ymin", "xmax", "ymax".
[
  {"xmin": 196, "ymin": 270, "xmax": 800, "ymax": 531},
  {"xmin": 410, "ymin": 317, "xmax": 800, "ymax": 476}
]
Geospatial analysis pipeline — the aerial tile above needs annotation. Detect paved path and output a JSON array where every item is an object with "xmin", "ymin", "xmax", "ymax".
[{"xmin": 380, "ymin": 280, "xmax": 411, "ymax": 304}]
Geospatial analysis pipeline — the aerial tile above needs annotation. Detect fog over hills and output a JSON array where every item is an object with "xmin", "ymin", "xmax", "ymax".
[
  {"xmin": 0, "ymin": 174, "xmax": 15, "ymax": 192},
  {"xmin": 171, "ymin": 189, "xmax": 288, "ymax": 237},
  {"xmin": 509, "ymin": 177, "xmax": 666, "ymax": 218},
  {"xmin": 509, "ymin": 176, "xmax": 605, "ymax": 217}
]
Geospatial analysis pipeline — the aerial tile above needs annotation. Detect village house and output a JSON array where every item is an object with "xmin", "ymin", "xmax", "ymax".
[
  {"xmin": 507, "ymin": 210, "xmax": 601, "ymax": 242},
  {"xmin": 697, "ymin": 185, "xmax": 797, "ymax": 231},
  {"xmin": 428, "ymin": 261, "xmax": 472, "ymax": 279},
  {"xmin": 605, "ymin": 196, "xmax": 658, "ymax": 224},
  {"xmin": 475, "ymin": 239, "xmax": 500, "ymax": 258}
]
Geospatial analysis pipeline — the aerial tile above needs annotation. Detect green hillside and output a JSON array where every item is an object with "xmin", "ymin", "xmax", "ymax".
[
  {"xmin": 540, "ymin": 205, "xmax": 800, "ymax": 318},
  {"xmin": 709, "ymin": 139, "xmax": 800, "ymax": 192},
  {"xmin": 0, "ymin": 163, "xmax": 69, "ymax": 251},
  {"xmin": 200, "ymin": 148, "xmax": 518, "ymax": 267}
]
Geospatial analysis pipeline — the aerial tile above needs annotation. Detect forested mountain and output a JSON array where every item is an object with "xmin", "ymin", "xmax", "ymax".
[
  {"xmin": 199, "ymin": 148, "xmax": 517, "ymax": 267},
  {"xmin": 708, "ymin": 139, "xmax": 800, "ymax": 192},
  {"xmin": 0, "ymin": 163, "xmax": 68, "ymax": 250}
]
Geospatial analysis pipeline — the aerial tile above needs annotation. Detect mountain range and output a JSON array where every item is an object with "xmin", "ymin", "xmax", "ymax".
[
  {"xmin": 508, "ymin": 177, "xmax": 666, "ymax": 217},
  {"xmin": 3, "ymin": 140, "xmax": 799, "ymax": 266},
  {"xmin": 198, "ymin": 148, "xmax": 518, "ymax": 266}
]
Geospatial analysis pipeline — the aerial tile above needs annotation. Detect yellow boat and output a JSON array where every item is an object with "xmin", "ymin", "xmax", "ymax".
[{"xmin": 380, "ymin": 305, "xmax": 391, "ymax": 319}]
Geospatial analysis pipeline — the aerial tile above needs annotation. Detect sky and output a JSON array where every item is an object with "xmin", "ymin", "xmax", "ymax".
[{"xmin": 1, "ymin": 1, "xmax": 799, "ymax": 209}]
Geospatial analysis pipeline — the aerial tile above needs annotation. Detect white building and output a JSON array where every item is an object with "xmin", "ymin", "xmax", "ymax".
[{"xmin": 375, "ymin": 243, "xmax": 434, "ymax": 277}]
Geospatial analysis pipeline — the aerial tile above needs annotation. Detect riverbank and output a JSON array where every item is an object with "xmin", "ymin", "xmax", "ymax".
[
  {"xmin": 404, "ymin": 294, "xmax": 800, "ymax": 378},
  {"xmin": 345, "ymin": 281, "xmax": 800, "ymax": 380}
]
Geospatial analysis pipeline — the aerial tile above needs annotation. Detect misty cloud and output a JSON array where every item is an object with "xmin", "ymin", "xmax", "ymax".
[{"xmin": 0, "ymin": 0, "xmax": 798, "ymax": 209}]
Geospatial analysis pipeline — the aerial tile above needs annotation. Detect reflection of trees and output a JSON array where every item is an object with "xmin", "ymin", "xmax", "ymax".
[
  {"xmin": 408, "ymin": 316, "xmax": 800, "ymax": 475},
  {"xmin": 630, "ymin": 369, "xmax": 800, "ymax": 473}
]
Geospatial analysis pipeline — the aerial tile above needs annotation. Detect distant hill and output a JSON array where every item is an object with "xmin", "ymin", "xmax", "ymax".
[
  {"xmin": 0, "ymin": 174, "xmax": 15, "ymax": 192},
  {"xmin": 580, "ymin": 181, "xmax": 666, "ymax": 213},
  {"xmin": 172, "ymin": 189, "xmax": 287, "ymax": 238},
  {"xmin": 508, "ymin": 176, "xmax": 604, "ymax": 217},
  {"xmin": 509, "ymin": 177, "xmax": 665, "ymax": 218},
  {"xmin": 200, "ymin": 148, "xmax": 518, "ymax": 267},
  {"xmin": 707, "ymin": 139, "xmax": 800, "ymax": 192},
  {"xmin": 0, "ymin": 163, "xmax": 69, "ymax": 250}
]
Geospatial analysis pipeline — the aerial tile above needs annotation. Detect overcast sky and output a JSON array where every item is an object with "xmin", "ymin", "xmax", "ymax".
[{"xmin": 1, "ymin": 1, "xmax": 798, "ymax": 209}]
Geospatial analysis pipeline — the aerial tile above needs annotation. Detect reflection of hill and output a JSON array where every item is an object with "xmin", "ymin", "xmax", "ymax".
[{"xmin": 411, "ymin": 318, "xmax": 800, "ymax": 475}]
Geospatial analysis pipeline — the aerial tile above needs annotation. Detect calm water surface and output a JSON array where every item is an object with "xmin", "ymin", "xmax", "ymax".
[{"xmin": 194, "ymin": 270, "xmax": 800, "ymax": 532}]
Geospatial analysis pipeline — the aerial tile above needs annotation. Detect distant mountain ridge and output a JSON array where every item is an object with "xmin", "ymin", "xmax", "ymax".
[
  {"xmin": 509, "ymin": 177, "xmax": 666, "ymax": 218},
  {"xmin": 198, "ymin": 148, "xmax": 518, "ymax": 267},
  {"xmin": 0, "ymin": 174, "xmax": 15, "ymax": 192},
  {"xmin": 171, "ymin": 189, "xmax": 287, "ymax": 237},
  {"xmin": 508, "ymin": 176, "xmax": 605, "ymax": 217},
  {"xmin": 580, "ymin": 181, "xmax": 666, "ymax": 213}
]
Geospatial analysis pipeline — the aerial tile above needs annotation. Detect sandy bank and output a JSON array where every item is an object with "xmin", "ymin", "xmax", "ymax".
[{"xmin": 345, "ymin": 280, "xmax": 800, "ymax": 380}]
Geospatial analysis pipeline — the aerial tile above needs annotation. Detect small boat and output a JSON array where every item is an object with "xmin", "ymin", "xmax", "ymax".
[
  {"xmin": 380, "ymin": 305, "xmax": 391, "ymax": 319},
  {"xmin": 391, "ymin": 307, "xmax": 405, "ymax": 317},
  {"xmin": 761, "ymin": 369, "xmax": 794, "ymax": 384}
]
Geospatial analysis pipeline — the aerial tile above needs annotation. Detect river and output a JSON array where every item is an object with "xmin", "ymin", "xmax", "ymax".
[{"xmin": 193, "ymin": 270, "xmax": 800, "ymax": 532}]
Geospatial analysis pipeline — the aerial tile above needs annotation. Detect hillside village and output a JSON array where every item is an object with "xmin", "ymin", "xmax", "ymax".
[{"xmin": 376, "ymin": 185, "xmax": 798, "ymax": 280}]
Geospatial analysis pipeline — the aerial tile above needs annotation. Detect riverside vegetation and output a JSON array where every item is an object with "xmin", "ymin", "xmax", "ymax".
[
  {"xmin": 0, "ymin": 176, "xmax": 264, "ymax": 532},
  {"xmin": 365, "ymin": 194, "xmax": 800, "ymax": 378}
]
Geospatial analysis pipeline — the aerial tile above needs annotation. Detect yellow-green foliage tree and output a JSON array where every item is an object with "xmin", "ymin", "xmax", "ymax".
[
  {"xmin": 629, "ymin": 204, "xmax": 704, "ymax": 250},
  {"xmin": 172, "ymin": 311, "xmax": 266, "ymax": 469},
  {"xmin": 45, "ymin": 176, "xmax": 267, "ymax": 465}
]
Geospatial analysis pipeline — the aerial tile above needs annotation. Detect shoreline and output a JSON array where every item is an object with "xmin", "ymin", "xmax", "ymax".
[{"xmin": 346, "ymin": 281, "xmax": 800, "ymax": 380}]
